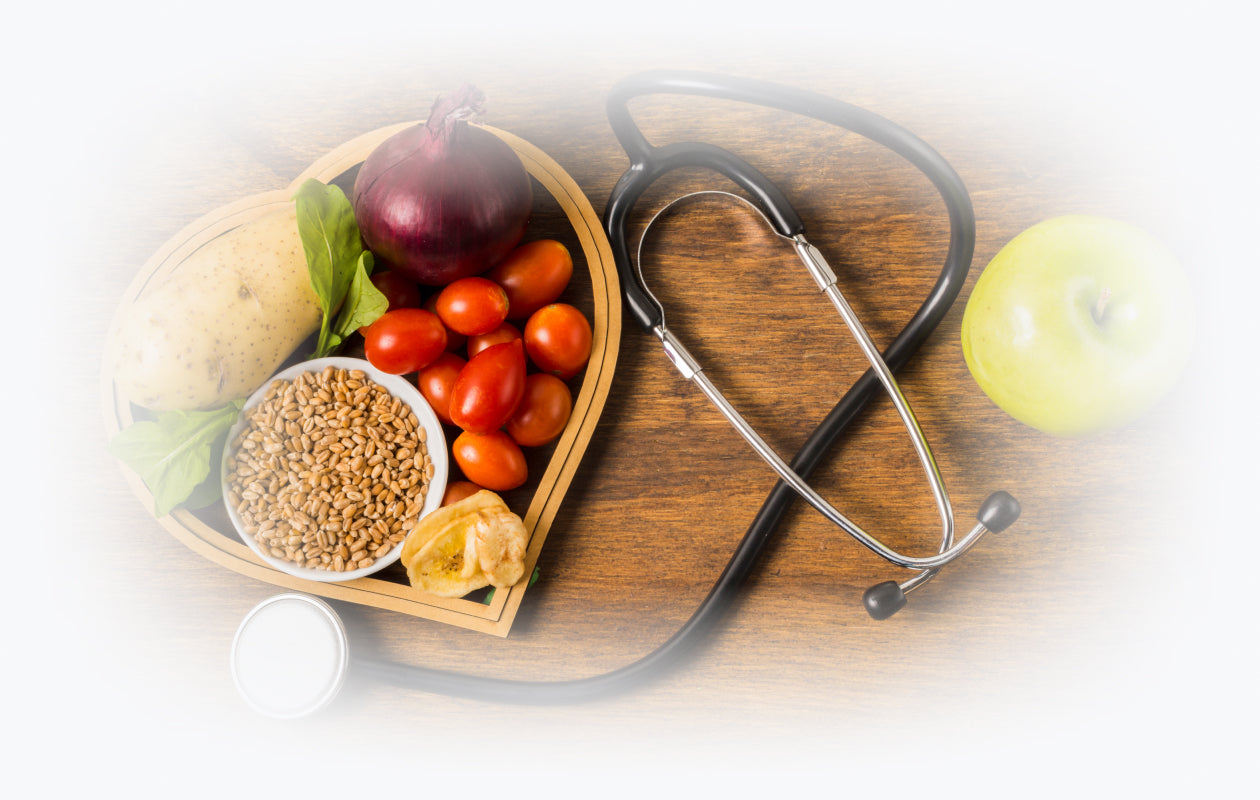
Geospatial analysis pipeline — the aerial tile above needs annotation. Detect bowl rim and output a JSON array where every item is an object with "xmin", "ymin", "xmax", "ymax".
[{"xmin": 220, "ymin": 356, "xmax": 449, "ymax": 583}]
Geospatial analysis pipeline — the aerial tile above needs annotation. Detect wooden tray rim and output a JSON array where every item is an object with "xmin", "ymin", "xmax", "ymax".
[{"xmin": 101, "ymin": 123, "xmax": 622, "ymax": 637}]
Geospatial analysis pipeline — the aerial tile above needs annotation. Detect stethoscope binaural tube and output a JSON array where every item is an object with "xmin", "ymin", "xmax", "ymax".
[{"xmin": 604, "ymin": 70, "xmax": 1019, "ymax": 616}]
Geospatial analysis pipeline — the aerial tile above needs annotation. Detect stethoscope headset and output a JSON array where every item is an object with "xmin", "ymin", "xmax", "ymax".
[{"xmin": 232, "ymin": 71, "xmax": 1021, "ymax": 717}]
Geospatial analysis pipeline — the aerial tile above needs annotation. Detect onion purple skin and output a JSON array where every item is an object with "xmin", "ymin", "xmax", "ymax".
[{"xmin": 352, "ymin": 120, "xmax": 533, "ymax": 286}]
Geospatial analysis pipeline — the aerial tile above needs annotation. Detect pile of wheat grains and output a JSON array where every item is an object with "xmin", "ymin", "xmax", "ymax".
[{"xmin": 224, "ymin": 365, "xmax": 434, "ymax": 573}]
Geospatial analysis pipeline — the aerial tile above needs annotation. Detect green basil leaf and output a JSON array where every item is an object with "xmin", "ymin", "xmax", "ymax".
[
  {"xmin": 182, "ymin": 430, "xmax": 233, "ymax": 510},
  {"xmin": 182, "ymin": 470, "xmax": 226, "ymax": 511},
  {"xmin": 294, "ymin": 178, "xmax": 367, "ymax": 358},
  {"xmin": 107, "ymin": 400, "xmax": 244, "ymax": 517},
  {"xmin": 332, "ymin": 251, "xmax": 388, "ymax": 342}
]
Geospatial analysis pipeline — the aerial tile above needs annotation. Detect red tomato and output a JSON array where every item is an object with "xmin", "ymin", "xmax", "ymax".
[
  {"xmin": 434, "ymin": 277, "xmax": 510, "ymax": 337},
  {"xmin": 414, "ymin": 351, "xmax": 466, "ymax": 426},
  {"xmin": 362, "ymin": 308, "xmax": 447, "ymax": 375},
  {"xmin": 523, "ymin": 303, "xmax": 592, "ymax": 380},
  {"xmin": 449, "ymin": 339, "xmax": 527, "ymax": 433},
  {"xmin": 424, "ymin": 294, "xmax": 466, "ymax": 352},
  {"xmin": 467, "ymin": 322, "xmax": 522, "ymax": 359},
  {"xmin": 452, "ymin": 430, "xmax": 528, "ymax": 492},
  {"xmin": 506, "ymin": 373, "xmax": 573, "ymax": 447},
  {"xmin": 441, "ymin": 480, "xmax": 484, "ymax": 506},
  {"xmin": 489, "ymin": 239, "xmax": 574, "ymax": 319}
]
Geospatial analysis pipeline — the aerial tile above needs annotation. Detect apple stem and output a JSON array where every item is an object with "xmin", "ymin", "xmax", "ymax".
[{"xmin": 1093, "ymin": 287, "xmax": 1113, "ymax": 325}]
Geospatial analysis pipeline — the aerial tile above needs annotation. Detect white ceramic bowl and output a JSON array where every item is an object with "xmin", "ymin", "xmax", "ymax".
[{"xmin": 221, "ymin": 357, "xmax": 448, "ymax": 582}]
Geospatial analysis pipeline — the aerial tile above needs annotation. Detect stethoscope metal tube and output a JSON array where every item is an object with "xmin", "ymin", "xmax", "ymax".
[{"xmin": 641, "ymin": 194, "xmax": 980, "ymax": 572}]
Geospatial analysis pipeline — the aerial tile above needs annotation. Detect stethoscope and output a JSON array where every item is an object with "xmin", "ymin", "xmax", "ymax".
[{"xmin": 231, "ymin": 71, "xmax": 1021, "ymax": 717}]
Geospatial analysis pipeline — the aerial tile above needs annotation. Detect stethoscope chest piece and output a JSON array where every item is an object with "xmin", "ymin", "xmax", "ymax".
[{"xmin": 231, "ymin": 593, "xmax": 350, "ymax": 718}]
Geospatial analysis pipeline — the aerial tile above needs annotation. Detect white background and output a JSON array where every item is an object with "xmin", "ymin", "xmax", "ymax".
[{"xmin": 5, "ymin": 1, "xmax": 1256, "ymax": 796}]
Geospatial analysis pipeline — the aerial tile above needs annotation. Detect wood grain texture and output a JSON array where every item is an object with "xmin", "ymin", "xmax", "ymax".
[{"xmin": 53, "ymin": 50, "xmax": 1237, "ymax": 788}]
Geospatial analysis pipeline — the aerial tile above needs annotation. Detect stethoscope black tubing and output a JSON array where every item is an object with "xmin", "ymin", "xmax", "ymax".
[
  {"xmin": 605, "ymin": 137, "xmax": 802, "ymax": 330},
  {"xmin": 604, "ymin": 70, "xmax": 975, "ymax": 335},
  {"xmin": 359, "ymin": 71, "xmax": 975, "ymax": 704}
]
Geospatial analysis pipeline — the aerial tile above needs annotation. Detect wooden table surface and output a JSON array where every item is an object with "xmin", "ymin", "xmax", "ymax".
[{"xmin": 23, "ymin": 27, "xmax": 1254, "ymax": 796}]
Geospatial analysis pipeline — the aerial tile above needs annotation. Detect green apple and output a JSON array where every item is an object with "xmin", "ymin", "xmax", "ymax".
[{"xmin": 961, "ymin": 215, "xmax": 1194, "ymax": 437}]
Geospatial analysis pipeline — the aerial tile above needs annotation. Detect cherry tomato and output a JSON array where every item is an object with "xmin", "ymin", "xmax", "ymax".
[
  {"xmin": 452, "ymin": 430, "xmax": 527, "ymax": 492},
  {"xmin": 424, "ymin": 293, "xmax": 466, "ymax": 352},
  {"xmin": 489, "ymin": 239, "xmax": 574, "ymax": 320},
  {"xmin": 523, "ymin": 303, "xmax": 592, "ymax": 380},
  {"xmin": 414, "ymin": 351, "xmax": 466, "ymax": 426},
  {"xmin": 434, "ymin": 277, "xmax": 510, "ymax": 337},
  {"xmin": 506, "ymin": 373, "xmax": 573, "ymax": 447},
  {"xmin": 441, "ymin": 480, "xmax": 484, "ymax": 506},
  {"xmin": 449, "ymin": 339, "xmax": 527, "ymax": 433},
  {"xmin": 362, "ymin": 308, "xmax": 447, "ymax": 375},
  {"xmin": 467, "ymin": 322, "xmax": 522, "ymax": 359}
]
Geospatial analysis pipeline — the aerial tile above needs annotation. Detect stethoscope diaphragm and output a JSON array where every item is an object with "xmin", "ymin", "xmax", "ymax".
[{"xmin": 230, "ymin": 593, "xmax": 350, "ymax": 718}]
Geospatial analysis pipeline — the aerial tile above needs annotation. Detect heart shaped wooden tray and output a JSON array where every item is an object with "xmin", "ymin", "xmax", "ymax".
[{"xmin": 102, "ymin": 124, "xmax": 622, "ymax": 636}]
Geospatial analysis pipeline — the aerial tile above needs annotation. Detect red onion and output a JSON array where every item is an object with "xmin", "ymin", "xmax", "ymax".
[{"xmin": 352, "ymin": 85, "xmax": 533, "ymax": 286}]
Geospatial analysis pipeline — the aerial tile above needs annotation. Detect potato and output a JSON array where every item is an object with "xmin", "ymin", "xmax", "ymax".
[{"xmin": 109, "ymin": 204, "xmax": 321, "ymax": 411}]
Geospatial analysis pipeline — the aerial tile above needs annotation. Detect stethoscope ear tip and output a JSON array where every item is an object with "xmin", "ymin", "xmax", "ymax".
[
  {"xmin": 863, "ymin": 580, "xmax": 908, "ymax": 620},
  {"xmin": 861, "ymin": 491, "xmax": 1021, "ymax": 622},
  {"xmin": 978, "ymin": 491, "xmax": 1021, "ymax": 534}
]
